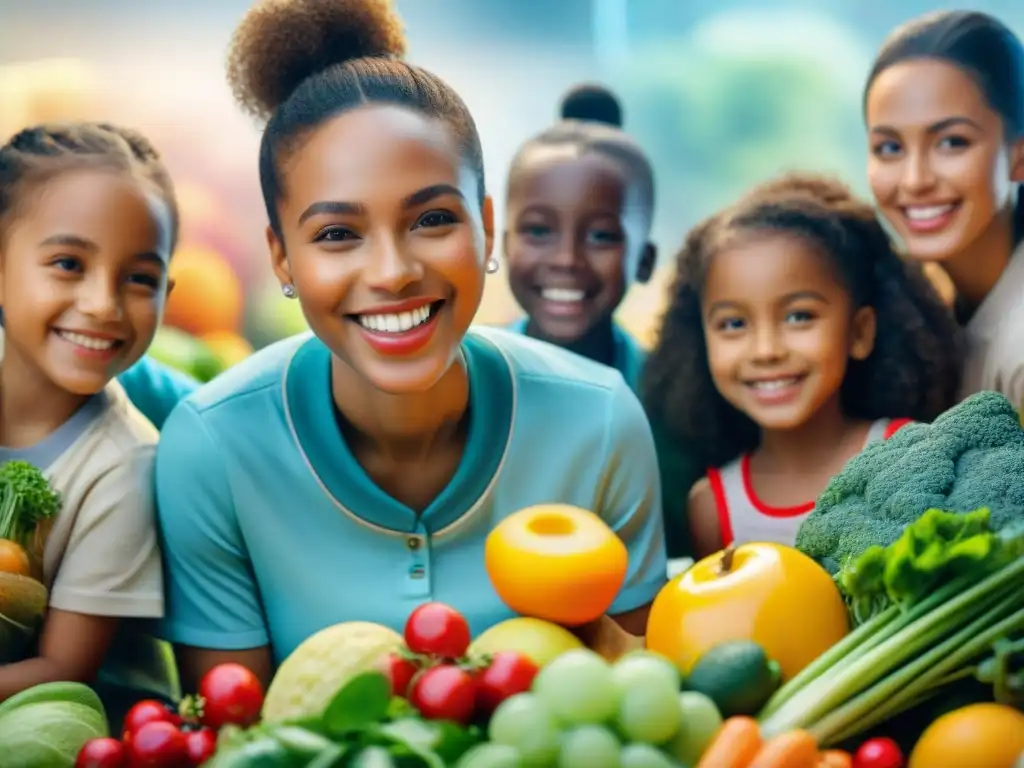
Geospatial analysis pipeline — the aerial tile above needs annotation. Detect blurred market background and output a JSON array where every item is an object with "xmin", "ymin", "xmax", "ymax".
[{"xmin": 2, "ymin": 0, "xmax": 1022, "ymax": 377}]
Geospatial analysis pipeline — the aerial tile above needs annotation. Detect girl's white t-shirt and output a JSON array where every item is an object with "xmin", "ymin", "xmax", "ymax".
[{"xmin": 959, "ymin": 241, "xmax": 1024, "ymax": 408}]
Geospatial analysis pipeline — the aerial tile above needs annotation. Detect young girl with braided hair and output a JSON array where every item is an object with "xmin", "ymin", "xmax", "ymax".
[
  {"xmin": 644, "ymin": 174, "xmax": 963, "ymax": 557},
  {"xmin": 0, "ymin": 122, "xmax": 176, "ymax": 715}
]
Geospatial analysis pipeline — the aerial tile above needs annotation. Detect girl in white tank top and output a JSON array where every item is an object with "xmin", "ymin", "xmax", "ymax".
[
  {"xmin": 642, "ymin": 174, "xmax": 962, "ymax": 560},
  {"xmin": 706, "ymin": 418, "xmax": 909, "ymax": 548}
]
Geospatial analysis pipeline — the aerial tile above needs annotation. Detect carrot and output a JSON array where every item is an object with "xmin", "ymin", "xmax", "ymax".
[
  {"xmin": 0, "ymin": 539, "xmax": 30, "ymax": 576},
  {"xmin": 696, "ymin": 716, "xmax": 763, "ymax": 768},
  {"xmin": 817, "ymin": 750, "xmax": 853, "ymax": 768},
  {"xmin": 748, "ymin": 729, "xmax": 819, "ymax": 768}
]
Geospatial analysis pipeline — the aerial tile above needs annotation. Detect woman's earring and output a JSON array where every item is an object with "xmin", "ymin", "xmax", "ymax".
[
  {"xmin": 282, "ymin": 283, "xmax": 297, "ymax": 299},
  {"xmin": 485, "ymin": 257, "xmax": 500, "ymax": 275}
]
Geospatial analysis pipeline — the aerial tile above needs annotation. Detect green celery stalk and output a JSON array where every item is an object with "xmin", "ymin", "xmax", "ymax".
[
  {"xmin": 809, "ymin": 588, "xmax": 1024, "ymax": 744},
  {"xmin": 759, "ymin": 555, "xmax": 1024, "ymax": 736},
  {"xmin": 760, "ymin": 578, "xmax": 976, "ymax": 720},
  {"xmin": 758, "ymin": 605, "xmax": 900, "ymax": 719}
]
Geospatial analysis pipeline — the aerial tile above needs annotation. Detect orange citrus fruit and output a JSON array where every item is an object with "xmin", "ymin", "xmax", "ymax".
[
  {"xmin": 485, "ymin": 504, "xmax": 628, "ymax": 627},
  {"xmin": 909, "ymin": 703, "xmax": 1024, "ymax": 768}
]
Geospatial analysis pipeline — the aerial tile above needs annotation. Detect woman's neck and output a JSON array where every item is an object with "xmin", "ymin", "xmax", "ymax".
[
  {"xmin": 754, "ymin": 397, "xmax": 865, "ymax": 476},
  {"xmin": 942, "ymin": 206, "xmax": 1015, "ymax": 311},
  {"xmin": 528, "ymin": 316, "xmax": 616, "ymax": 366},
  {"xmin": 330, "ymin": 354, "xmax": 470, "ymax": 462},
  {"xmin": 0, "ymin": 350, "xmax": 90, "ymax": 449}
]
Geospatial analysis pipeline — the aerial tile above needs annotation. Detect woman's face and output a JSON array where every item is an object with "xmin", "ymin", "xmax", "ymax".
[
  {"xmin": 270, "ymin": 105, "xmax": 494, "ymax": 394},
  {"xmin": 866, "ymin": 57, "xmax": 1024, "ymax": 263}
]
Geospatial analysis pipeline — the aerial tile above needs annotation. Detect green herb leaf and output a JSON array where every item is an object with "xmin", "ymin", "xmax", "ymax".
[
  {"xmin": 350, "ymin": 745, "xmax": 399, "ymax": 767},
  {"xmin": 322, "ymin": 672, "xmax": 391, "ymax": 736},
  {"xmin": 265, "ymin": 724, "xmax": 336, "ymax": 759},
  {"xmin": 306, "ymin": 744, "xmax": 349, "ymax": 768}
]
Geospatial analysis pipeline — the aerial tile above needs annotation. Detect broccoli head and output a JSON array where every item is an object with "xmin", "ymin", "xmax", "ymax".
[{"xmin": 795, "ymin": 391, "xmax": 1024, "ymax": 574}]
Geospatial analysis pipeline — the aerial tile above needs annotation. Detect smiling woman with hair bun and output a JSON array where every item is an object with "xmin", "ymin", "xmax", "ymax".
[{"xmin": 154, "ymin": 0, "xmax": 667, "ymax": 689}]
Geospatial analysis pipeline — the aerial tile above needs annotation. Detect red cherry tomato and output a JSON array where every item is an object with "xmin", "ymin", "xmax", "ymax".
[
  {"xmin": 381, "ymin": 653, "xmax": 419, "ymax": 697},
  {"xmin": 404, "ymin": 602, "xmax": 472, "ymax": 658},
  {"xmin": 126, "ymin": 721, "xmax": 188, "ymax": 767},
  {"xmin": 76, "ymin": 738, "xmax": 127, "ymax": 768},
  {"xmin": 408, "ymin": 664, "xmax": 477, "ymax": 724},
  {"xmin": 123, "ymin": 700, "xmax": 181, "ymax": 736},
  {"xmin": 198, "ymin": 663, "xmax": 264, "ymax": 729},
  {"xmin": 853, "ymin": 737, "xmax": 905, "ymax": 768},
  {"xmin": 184, "ymin": 728, "xmax": 218, "ymax": 766},
  {"xmin": 475, "ymin": 651, "xmax": 539, "ymax": 713}
]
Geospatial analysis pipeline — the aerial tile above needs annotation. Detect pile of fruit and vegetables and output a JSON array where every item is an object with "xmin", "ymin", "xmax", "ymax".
[
  {"xmin": 0, "ymin": 460, "xmax": 61, "ymax": 662},
  {"xmin": 6, "ymin": 391, "xmax": 1022, "ymax": 766}
]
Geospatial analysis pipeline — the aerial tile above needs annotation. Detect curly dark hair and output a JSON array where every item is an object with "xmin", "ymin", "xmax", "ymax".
[
  {"xmin": 643, "ymin": 173, "xmax": 964, "ymax": 469},
  {"xmin": 0, "ymin": 122, "xmax": 178, "ymax": 249},
  {"xmin": 226, "ymin": 0, "xmax": 485, "ymax": 237}
]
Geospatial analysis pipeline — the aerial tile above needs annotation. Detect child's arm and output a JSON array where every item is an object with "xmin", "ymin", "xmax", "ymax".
[
  {"xmin": 0, "ymin": 612, "xmax": 118, "ymax": 699},
  {"xmin": 688, "ymin": 478, "xmax": 724, "ymax": 559},
  {"xmin": 0, "ymin": 448, "xmax": 162, "ymax": 700}
]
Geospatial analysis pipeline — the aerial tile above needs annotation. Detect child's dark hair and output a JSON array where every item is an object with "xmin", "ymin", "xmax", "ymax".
[
  {"xmin": 865, "ymin": 10, "xmax": 1024, "ymax": 239},
  {"xmin": 508, "ymin": 84, "xmax": 653, "ymax": 219},
  {"xmin": 0, "ymin": 123, "xmax": 179, "ymax": 249},
  {"xmin": 643, "ymin": 174, "xmax": 963, "ymax": 469},
  {"xmin": 226, "ymin": 0, "xmax": 485, "ymax": 239},
  {"xmin": 558, "ymin": 83, "xmax": 623, "ymax": 127}
]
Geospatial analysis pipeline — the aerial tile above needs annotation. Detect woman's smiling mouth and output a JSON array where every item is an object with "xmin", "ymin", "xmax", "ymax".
[{"xmin": 901, "ymin": 202, "xmax": 960, "ymax": 233}]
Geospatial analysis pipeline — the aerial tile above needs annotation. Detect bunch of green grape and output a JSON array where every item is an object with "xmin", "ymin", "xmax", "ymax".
[{"xmin": 456, "ymin": 649, "xmax": 724, "ymax": 768}]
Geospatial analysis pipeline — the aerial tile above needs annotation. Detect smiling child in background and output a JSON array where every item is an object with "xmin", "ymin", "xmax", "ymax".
[{"xmin": 503, "ymin": 84, "xmax": 655, "ymax": 394}]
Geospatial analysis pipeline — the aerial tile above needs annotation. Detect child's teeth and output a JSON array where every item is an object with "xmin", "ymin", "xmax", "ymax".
[
  {"xmin": 905, "ymin": 204, "xmax": 955, "ymax": 221},
  {"xmin": 752, "ymin": 378, "xmax": 798, "ymax": 390},
  {"xmin": 358, "ymin": 304, "xmax": 433, "ymax": 333},
  {"xmin": 58, "ymin": 331, "xmax": 116, "ymax": 350},
  {"xmin": 541, "ymin": 288, "xmax": 585, "ymax": 302}
]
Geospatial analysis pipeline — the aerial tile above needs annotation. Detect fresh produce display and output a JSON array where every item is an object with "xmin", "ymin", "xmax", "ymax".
[
  {"xmin": 646, "ymin": 542, "xmax": 850, "ymax": 680},
  {"xmin": 485, "ymin": 504, "xmax": 628, "ymax": 626},
  {"xmin": 262, "ymin": 621, "xmax": 404, "ymax": 723},
  {"xmin": 77, "ymin": 663, "xmax": 264, "ymax": 767},
  {"xmin": 467, "ymin": 617, "xmax": 585, "ymax": 667},
  {"xmin": 685, "ymin": 640, "xmax": 782, "ymax": 718},
  {"xmin": 852, "ymin": 738, "xmax": 903, "ymax": 768},
  {"xmin": 0, "ymin": 681, "xmax": 108, "ymax": 768},
  {"xmin": 906, "ymin": 703, "xmax": 1024, "ymax": 768},
  {"xmin": 26, "ymin": 395, "xmax": 1024, "ymax": 768},
  {"xmin": 486, "ymin": 648, "xmax": 717, "ymax": 767},
  {"xmin": 0, "ymin": 460, "xmax": 61, "ymax": 662},
  {"xmin": 759, "ymin": 508, "xmax": 1024, "ymax": 745},
  {"xmin": 796, "ymin": 391, "xmax": 1024, "ymax": 575}
]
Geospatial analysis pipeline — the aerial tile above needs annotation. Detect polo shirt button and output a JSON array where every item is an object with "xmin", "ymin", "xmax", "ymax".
[{"xmin": 407, "ymin": 536, "xmax": 421, "ymax": 551}]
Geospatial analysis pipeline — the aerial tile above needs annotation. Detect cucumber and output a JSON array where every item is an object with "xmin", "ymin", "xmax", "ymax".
[{"xmin": 0, "ymin": 681, "xmax": 106, "ymax": 721}]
